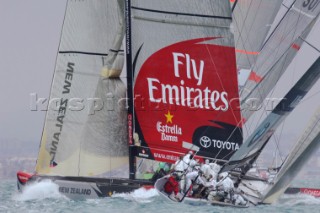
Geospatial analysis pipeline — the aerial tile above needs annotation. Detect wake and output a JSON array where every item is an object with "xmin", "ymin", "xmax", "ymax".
[
  {"xmin": 112, "ymin": 187, "xmax": 159, "ymax": 203},
  {"xmin": 13, "ymin": 180, "xmax": 65, "ymax": 201}
]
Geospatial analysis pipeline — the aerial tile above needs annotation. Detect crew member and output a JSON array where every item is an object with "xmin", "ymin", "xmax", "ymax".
[
  {"xmin": 209, "ymin": 161, "xmax": 221, "ymax": 180},
  {"xmin": 164, "ymin": 173, "xmax": 180, "ymax": 201},
  {"xmin": 201, "ymin": 159, "xmax": 211, "ymax": 179},
  {"xmin": 216, "ymin": 172, "xmax": 235, "ymax": 202},
  {"xmin": 184, "ymin": 166, "xmax": 208, "ymax": 195},
  {"xmin": 151, "ymin": 162, "xmax": 168, "ymax": 182},
  {"xmin": 182, "ymin": 151, "xmax": 193, "ymax": 171},
  {"xmin": 233, "ymin": 183, "xmax": 247, "ymax": 206}
]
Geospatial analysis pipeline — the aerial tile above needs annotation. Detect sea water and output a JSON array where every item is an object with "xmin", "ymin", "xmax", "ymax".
[{"xmin": 1, "ymin": 179, "xmax": 320, "ymax": 213}]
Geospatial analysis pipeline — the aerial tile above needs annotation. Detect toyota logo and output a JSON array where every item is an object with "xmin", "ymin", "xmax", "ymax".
[{"xmin": 200, "ymin": 136, "xmax": 211, "ymax": 148}]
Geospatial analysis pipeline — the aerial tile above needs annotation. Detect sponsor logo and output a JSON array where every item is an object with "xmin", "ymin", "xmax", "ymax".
[
  {"xmin": 301, "ymin": 188, "xmax": 320, "ymax": 197},
  {"xmin": 59, "ymin": 186, "xmax": 91, "ymax": 195},
  {"xmin": 128, "ymin": 114, "xmax": 133, "ymax": 145},
  {"xmin": 302, "ymin": 0, "xmax": 320, "ymax": 12},
  {"xmin": 138, "ymin": 149, "xmax": 149, "ymax": 158},
  {"xmin": 50, "ymin": 62, "xmax": 74, "ymax": 165},
  {"xmin": 153, "ymin": 152, "xmax": 179, "ymax": 162},
  {"xmin": 199, "ymin": 136, "xmax": 240, "ymax": 151},
  {"xmin": 199, "ymin": 136, "xmax": 211, "ymax": 148},
  {"xmin": 134, "ymin": 38, "xmax": 241, "ymax": 151},
  {"xmin": 147, "ymin": 52, "xmax": 229, "ymax": 111},
  {"xmin": 156, "ymin": 111, "xmax": 182, "ymax": 142}
]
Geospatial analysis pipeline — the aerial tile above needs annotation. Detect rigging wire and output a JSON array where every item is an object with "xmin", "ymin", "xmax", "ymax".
[
  {"xmin": 211, "ymin": 0, "xmax": 266, "ymax": 160},
  {"xmin": 218, "ymin": 0, "xmax": 286, "ymax": 162},
  {"xmin": 232, "ymin": 0, "xmax": 257, "ymax": 71},
  {"xmin": 247, "ymin": 4, "xmax": 306, "ymax": 166},
  {"xmin": 220, "ymin": 2, "xmax": 318, "ymax": 169},
  {"xmin": 242, "ymin": 1, "xmax": 305, "ymax": 135}
]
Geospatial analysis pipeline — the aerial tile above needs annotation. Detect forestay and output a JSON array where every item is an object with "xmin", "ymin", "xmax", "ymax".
[{"xmin": 36, "ymin": 0, "xmax": 129, "ymax": 177}]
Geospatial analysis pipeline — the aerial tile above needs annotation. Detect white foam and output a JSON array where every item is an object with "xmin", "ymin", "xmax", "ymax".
[
  {"xmin": 13, "ymin": 180, "xmax": 65, "ymax": 201},
  {"xmin": 278, "ymin": 193, "xmax": 320, "ymax": 206},
  {"xmin": 112, "ymin": 187, "xmax": 159, "ymax": 203}
]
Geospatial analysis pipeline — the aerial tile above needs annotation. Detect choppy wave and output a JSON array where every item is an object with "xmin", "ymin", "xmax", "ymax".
[
  {"xmin": 13, "ymin": 179, "xmax": 66, "ymax": 201},
  {"xmin": 1, "ymin": 179, "xmax": 320, "ymax": 213},
  {"xmin": 112, "ymin": 187, "xmax": 159, "ymax": 203},
  {"xmin": 278, "ymin": 193, "xmax": 320, "ymax": 205}
]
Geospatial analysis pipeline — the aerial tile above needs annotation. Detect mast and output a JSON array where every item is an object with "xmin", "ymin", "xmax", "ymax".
[{"xmin": 125, "ymin": 0, "xmax": 136, "ymax": 180}]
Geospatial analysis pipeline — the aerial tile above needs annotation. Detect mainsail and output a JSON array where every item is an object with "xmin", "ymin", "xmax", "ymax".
[
  {"xmin": 36, "ymin": 0, "xmax": 129, "ymax": 177},
  {"xmin": 126, "ymin": 0, "xmax": 242, "ymax": 173}
]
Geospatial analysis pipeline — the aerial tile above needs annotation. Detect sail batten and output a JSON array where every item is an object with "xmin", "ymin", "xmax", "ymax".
[{"xmin": 131, "ymin": 6, "xmax": 232, "ymax": 20}]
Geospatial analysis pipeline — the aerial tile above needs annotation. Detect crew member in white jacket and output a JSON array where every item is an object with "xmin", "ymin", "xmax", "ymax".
[{"xmin": 216, "ymin": 172, "xmax": 234, "ymax": 202}]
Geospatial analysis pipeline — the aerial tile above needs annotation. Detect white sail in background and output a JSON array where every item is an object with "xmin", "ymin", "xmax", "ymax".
[
  {"xmin": 260, "ymin": 17, "xmax": 320, "ymax": 203},
  {"xmin": 264, "ymin": 0, "xmax": 295, "ymax": 41},
  {"xmin": 36, "ymin": 0, "xmax": 129, "ymax": 177},
  {"xmin": 221, "ymin": 54, "xmax": 320, "ymax": 173},
  {"xmin": 240, "ymin": 0, "xmax": 320, "ymax": 122},
  {"xmin": 233, "ymin": 0, "xmax": 282, "ymax": 71},
  {"xmin": 263, "ymin": 106, "xmax": 320, "ymax": 203}
]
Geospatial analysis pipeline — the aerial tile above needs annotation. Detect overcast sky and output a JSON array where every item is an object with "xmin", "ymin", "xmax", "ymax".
[
  {"xmin": 0, "ymin": 0, "xmax": 320, "ymax": 162},
  {"xmin": 0, "ymin": 0, "xmax": 67, "ymax": 142}
]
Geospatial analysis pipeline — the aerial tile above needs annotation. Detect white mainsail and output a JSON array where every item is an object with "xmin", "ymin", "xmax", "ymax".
[{"xmin": 36, "ymin": 0, "xmax": 129, "ymax": 177}]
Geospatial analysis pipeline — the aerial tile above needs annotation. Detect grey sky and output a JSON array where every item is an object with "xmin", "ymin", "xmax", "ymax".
[
  {"xmin": 0, "ymin": 0, "xmax": 67, "ymax": 142},
  {"xmin": 0, "ymin": 0, "xmax": 320, "ymax": 162}
]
